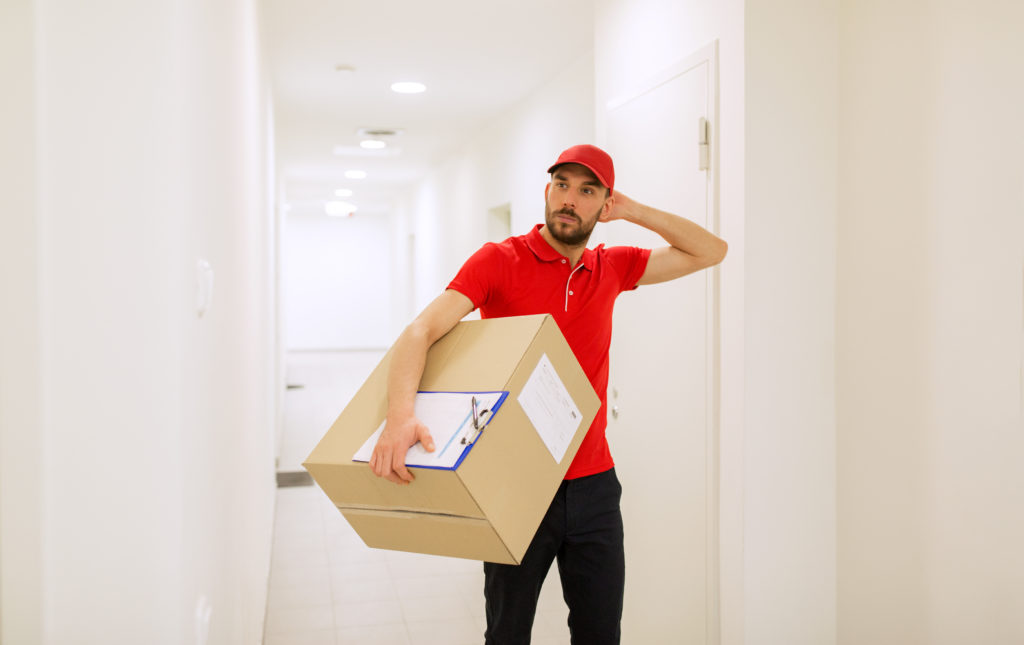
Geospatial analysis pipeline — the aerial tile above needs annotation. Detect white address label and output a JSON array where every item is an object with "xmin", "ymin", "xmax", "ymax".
[{"xmin": 517, "ymin": 353, "xmax": 584, "ymax": 463}]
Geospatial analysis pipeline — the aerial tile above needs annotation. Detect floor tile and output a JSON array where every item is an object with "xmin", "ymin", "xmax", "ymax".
[
  {"xmin": 386, "ymin": 553, "xmax": 469, "ymax": 579},
  {"xmin": 264, "ymin": 604, "xmax": 335, "ymax": 635},
  {"xmin": 398, "ymin": 592, "xmax": 474, "ymax": 624},
  {"xmin": 405, "ymin": 617, "xmax": 484, "ymax": 645},
  {"xmin": 393, "ymin": 575, "xmax": 455, "ymax": 601},
  {"xmin": 536, "ymin": 575, "xmax": 566, "ymax": 613},
  {"xmin": 332, "ymin": 573, "xmax": 398, "ymax": 604},
  {"xmin": 444, "ymin": 570, "xmax": 485, "ymax": 597},
  {"xmin": 336, "ymin": 622, "xmax": 410, "ymax": 645},
  {"xmin": 273, "ymin": 513, "xmax": 324, "ymax": 535},
  {"xmin": 473, "ymin": 612, "xmax": 488, "ymax": 635},
  {"xmin": 269, "ymin": 563, "xmax": 331, "ymax": 592},
  {"xmin": 272, "ymin": 544, "xmax": 330, "ymax": 570},
  {"xmin": 534, "ymin": 610, "xmax": 571, "ymax": 640},
  {"xmin": 462, "ymin": 590, "xmax": 486, "ymax": 618},
  {"xmin": 263, "ymin": 629, "xmax": 336, "ymax": 645},
  {"xmin": 267, "ymin": 584, "xmax": 333, "ymax": 612},
  {"xmin": 329, "ymin": 559, "xmax": 391, "ymax": 582},
  {"xmin": 334, "ymin": 598, "xmax": 404, "ymax": 629},
  {"xmin": 327, "ymin": 542, "xmax": 388, "ymax": 565},
  {"xmin": 275, "ymin": 509, "xmax": 325, "ymax": 535},
  {"xmin": 323, "ymin": 520, "xmax": 364, "ymax": 546}
]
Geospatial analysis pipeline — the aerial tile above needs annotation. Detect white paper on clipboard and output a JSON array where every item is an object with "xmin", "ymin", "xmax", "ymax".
[{"xmin": 352, "ymin": 390, "xmax": 507, "ymax": 470}]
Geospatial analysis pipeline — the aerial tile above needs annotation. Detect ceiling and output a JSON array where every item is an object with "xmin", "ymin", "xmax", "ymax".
[{"xmin": 260, "ymin": 0, "xmax": 595, "ymax": 218}]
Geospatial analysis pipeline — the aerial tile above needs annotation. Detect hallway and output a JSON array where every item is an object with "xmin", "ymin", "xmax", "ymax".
[
  {"xmin": 265, "ymin": 353, "xmax": 570, "ymax": 644},
  {"xmin": 4, "ymin": 0, "xmax": 1023, "ymax": 643}
]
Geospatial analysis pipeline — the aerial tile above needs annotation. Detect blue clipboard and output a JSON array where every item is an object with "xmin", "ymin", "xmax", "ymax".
[{"xmin": 352, "ymin": 390, "xmax": 509, "ymax": 471}]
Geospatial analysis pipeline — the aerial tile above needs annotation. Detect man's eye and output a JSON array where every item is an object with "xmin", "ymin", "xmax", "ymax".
[{"xmin": 582, "ymin": 188, "xmax": 594, "ymax": 195}]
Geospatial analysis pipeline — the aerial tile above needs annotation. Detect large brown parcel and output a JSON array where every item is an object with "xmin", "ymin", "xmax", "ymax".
[{"xmin": 303, "ymin": 314, "xmax": 600, "ymax": 564}]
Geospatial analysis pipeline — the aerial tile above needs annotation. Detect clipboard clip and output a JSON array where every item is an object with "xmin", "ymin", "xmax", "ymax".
[{"xmin": 461, "ymin": 396, "xmax": 490, "ymax": 445}]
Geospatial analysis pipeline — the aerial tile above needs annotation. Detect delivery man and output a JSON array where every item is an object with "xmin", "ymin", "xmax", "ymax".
[{"xmin": 369, "ymin": 144, "xmax": 727, "ymax": 644}]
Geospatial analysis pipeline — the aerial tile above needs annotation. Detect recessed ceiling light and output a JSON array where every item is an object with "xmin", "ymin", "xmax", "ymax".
[
  {"xmin": 344, "ymin": 170, "xmax": 367, "ymax": 180},
  {"xmin": 325, "ymin": 201, "xmax": 357, "ymax": 217},
  {"xmin": 390, "ymin": 81, "xmax": 426, "ymax": 94},
  {"xmin": 360, "ymin": 139, "xmax": 387, "ymax": 150},
  {"xmin": 334, "ymin": 188, "xmax": 353, "ymax": 197},
  {"xmin": 335, "ymin": 64, "xmax": 356, "ymax": 73}
]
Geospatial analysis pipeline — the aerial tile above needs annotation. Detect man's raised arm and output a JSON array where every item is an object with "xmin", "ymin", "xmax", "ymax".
[
  {"xmin": 369, "ymin": 289, "xmax": 475, "ymax": 485},
  {"xmin": 602, "ymin": 191, "xmax": 728, "ymax": 285}
]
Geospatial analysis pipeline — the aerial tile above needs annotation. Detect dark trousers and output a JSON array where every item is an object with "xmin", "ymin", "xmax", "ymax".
[{"xmin": 484, "ymin": 468, "xmax": 625, "ymax": 645}]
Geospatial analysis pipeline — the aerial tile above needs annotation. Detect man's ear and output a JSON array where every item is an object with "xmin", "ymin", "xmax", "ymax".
[
  {"xmin": 544, "ymin": 182, "xmax": 550, "ymax": 200},
  {"xmin": 599, "ymin": 194, "xmax": 615, "ymax": 222}
]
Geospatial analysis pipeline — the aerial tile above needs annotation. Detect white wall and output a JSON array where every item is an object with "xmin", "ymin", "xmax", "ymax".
[
  {"xmin": 406, "ymin": 52, "xmax": 595, "ymax": 312},
  {"xmin": 0, "ymin": 0, "xmax": 277, "ymax": 642},
  {"xmin": 283, "ymin": 212, "xmax": 394, "ymax": 349},
  {"xmin": 744, "ymin": 1, "xmax": 839, "ymax": 644},
  {"xmin": 0, "ymin": 0, "xmax": 44, "ymax": 641},
  {"xmin": 837, "ymin": 2, "xmax": 1024, "ymax": 643}
]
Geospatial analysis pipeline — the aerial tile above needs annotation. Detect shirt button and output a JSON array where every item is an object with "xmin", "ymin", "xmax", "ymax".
[
  {"xmin": 569, "ymin": 290, "xmax": 574, "ymax": 296},
  {"xmin": 561, "ymin": 259, "xmax": 566, "ymax": 264}
]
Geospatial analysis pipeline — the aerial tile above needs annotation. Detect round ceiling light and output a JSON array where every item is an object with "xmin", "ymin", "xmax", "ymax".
[
  {"xmin": 344, "ymin": 170, "xmax": 367, "ymax": 180},
  {"xmin": 390, "ymin": 81, "xmax": 426, "ymax": 94}
]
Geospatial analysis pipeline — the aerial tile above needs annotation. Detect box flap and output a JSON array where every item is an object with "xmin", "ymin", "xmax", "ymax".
[
  {"xmin": 340, "ymin": 508, "xmax": 518, "ymax": 564},
  {"xmin": 420, "ymin": 314, "xmax": 549, "ymax": 391}
]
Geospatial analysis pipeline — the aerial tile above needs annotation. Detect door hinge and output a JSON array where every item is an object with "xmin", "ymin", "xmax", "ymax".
[{"xmin": 698, "ymin": 117, "xmax": 710, "ymax": 171}]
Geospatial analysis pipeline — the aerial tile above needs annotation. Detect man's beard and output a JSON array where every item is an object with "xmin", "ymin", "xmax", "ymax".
[{"xmin": 545, "ymin": 206, "xmax": 599, "ymax": 246}]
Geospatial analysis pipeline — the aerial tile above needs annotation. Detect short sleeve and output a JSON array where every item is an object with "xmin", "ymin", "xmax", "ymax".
[
  {"xmin": 602, "ymin": 245, "xmax": 651, "ymax": 292},
  {"xmin": 446, "ymin": 243, "xmax": 504, "ymax": 309}
]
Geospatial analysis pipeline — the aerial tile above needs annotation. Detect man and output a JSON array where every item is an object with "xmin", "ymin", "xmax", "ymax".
[{"xmin": 369, "ymin": 144, "xmax": 727, "ymax": 644}]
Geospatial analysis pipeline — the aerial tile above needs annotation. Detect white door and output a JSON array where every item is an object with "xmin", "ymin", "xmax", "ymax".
[{"xmin": 601, "ymin": 44, "xmax": 719, "ymax": 644}]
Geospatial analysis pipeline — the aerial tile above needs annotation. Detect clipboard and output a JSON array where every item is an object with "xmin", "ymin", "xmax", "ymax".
[{"xmin": 351, "ymin": 390, "xmax": 509, "ymax": 471}]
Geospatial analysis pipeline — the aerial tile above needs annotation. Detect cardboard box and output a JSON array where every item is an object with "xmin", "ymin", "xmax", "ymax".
[{"xmin": 303, "ymin": 314, "xmax": 600, "ymax": 564}]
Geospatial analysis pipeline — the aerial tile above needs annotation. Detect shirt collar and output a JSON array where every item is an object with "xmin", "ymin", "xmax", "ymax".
[{"xmin": 525, "ymin": 224, "xmax": 596, "ymax": 270}]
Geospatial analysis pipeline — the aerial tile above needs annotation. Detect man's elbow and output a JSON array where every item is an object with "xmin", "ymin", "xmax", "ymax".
[
  {"xmin": 701, "ymin": 239, "xmax": 728, "ymax": 269},
  {"xmin": 398, "ymin": 318, "xmax": 431, "ymax": 348}
]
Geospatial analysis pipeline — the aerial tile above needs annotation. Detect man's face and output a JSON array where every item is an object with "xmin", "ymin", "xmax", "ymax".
[{"xmin": 544, "ymin": 163, "xmax": 611, "ymax": 246}]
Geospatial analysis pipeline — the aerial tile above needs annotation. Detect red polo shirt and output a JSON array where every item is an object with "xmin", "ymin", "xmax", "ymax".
[{"xmin": 447, "ymin": 224, "xmax": 650, "ymax": 479}]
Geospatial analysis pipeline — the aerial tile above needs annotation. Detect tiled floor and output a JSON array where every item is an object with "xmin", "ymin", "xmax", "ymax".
[{"xmin": 264, "ymin": 352, "xmax": 570, "ymax": 645}]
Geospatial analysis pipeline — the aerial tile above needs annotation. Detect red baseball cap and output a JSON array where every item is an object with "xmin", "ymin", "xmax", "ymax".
[{"xmin": 547, "ymin": 144, "xmax": 615, "ymax": 194}]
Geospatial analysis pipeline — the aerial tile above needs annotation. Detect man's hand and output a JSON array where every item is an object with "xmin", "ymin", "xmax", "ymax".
[
  {"xmin": 600, "ymin": 191, "xmax": 638, "ymax": 223},
  {"xmin": 601, "ymin": 190, "xmax": 727, "ymax": 285},
  {"xmin": 369, "ymin": 414, "xmax": 435, "ymax": 485}
]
